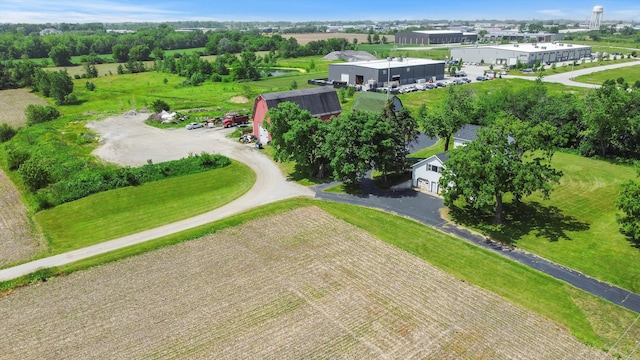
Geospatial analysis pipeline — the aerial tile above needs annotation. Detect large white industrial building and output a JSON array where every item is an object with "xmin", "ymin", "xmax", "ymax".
[{"xmin": 451, "ymin": 42, "xmax": 592, "ymax": 66}]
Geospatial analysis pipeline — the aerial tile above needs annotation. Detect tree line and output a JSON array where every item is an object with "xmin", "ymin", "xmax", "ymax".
[{"xmin": 0, "ymin": 25, "xmax": 355, "ymax": 64}]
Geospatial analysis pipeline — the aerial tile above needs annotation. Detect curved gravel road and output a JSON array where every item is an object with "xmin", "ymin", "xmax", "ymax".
[{"xmin": 0, "ymin": 113, "xmax": 313, "ymax": 281}]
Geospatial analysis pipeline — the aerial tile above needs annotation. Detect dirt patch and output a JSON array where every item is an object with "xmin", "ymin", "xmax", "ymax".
[
  {"xmin": 0, "ymin": 88, "xmax": 48, "ymax": 127},
  {"xmin": 0, "ymin": 207, "xmax": 606, "ymax": 359},
  {"xmin": 229, "ymin": 95, "xmax": 249, "ymax": 104},
  {"xmin": 0, "ymin": 169, "xmax": 44, "ymax": 267}
]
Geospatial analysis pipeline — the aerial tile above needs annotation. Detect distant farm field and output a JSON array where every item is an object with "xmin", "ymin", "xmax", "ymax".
[
  {"xmin": 0, "ymin": 169, "xmax": 44, "ymax": 268},
  {"xmin": 0, "ymin": 207, "xmax": 606, "ymax": 359},
  {"xmin": 0, "ymin": 88, "xmax": 49, "ymax": 127}
]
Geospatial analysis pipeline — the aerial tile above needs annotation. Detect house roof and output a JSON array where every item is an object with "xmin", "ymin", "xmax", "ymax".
[
  {"xmin": 259, "ymin": 86, "xmax": 342, "ymax": 118},
  {"xmin": 454, "ymin": 124, "xmax": 481, "ymax": 143},
  {"xmin": 352, "ymin": 91, "xmax": 403, "ymax": 113},
  {"xmin": 411, "ymin": 151, "xmax": 449, "ymax": 168}
]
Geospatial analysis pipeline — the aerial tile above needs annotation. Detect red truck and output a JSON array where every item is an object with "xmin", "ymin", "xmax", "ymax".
[{"xmin": 222, "ymin": 112, "xmax": 249, "ymax": 128}]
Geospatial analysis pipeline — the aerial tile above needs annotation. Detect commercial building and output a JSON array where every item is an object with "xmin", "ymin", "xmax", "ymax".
[
  {"xmin": 395, "ymin": 30, "xmax": 478, "ymax": 45},
  {"xmin": 328, "ymin": 57, "xmax": 445, "ymax": 89},
  {"xmin": 451, "ymin": 42, "xmax": 592, "ymax": 66}
]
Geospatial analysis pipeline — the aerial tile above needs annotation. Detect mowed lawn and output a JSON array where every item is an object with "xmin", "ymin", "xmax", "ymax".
[
  {"xmin": 35, "ymin": 161, "xmax": 254, "ymax": 254},
  {"xmin": 573, "ymin": 63, "xmax": 640, "ymax": 85},
  {"xmin": 519, "ymin": 152, "xmax": 640, "ymax": 292},
  {"xmin": 458, "ymin": 152, "xmax": 640, "ymax": 293}
]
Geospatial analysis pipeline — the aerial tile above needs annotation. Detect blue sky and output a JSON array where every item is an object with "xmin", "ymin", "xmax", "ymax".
[{"xmin": 1, "ymin": 0, "xmax": 639, "ymax": 24}]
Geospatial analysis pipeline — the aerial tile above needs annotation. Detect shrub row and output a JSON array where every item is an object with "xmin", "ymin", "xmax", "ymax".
[{"xmin": 30, "ymin": 152, "xmax": 230, "ymax": 209}]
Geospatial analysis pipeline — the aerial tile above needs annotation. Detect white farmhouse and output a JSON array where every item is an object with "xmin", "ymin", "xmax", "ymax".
[{"xmin": 412, "ymin": 124, "xmax": 481, "ymax": 194}]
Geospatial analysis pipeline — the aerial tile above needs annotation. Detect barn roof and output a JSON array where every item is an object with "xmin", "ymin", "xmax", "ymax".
[{"xmin": 259, "ymin": 86, "xmax": 342, "ymax": 118}]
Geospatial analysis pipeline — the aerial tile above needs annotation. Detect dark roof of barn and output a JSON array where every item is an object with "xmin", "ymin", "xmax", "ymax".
[{"xmin": 260, "ymin": 86, "xmax": 342, "ymax": 118}]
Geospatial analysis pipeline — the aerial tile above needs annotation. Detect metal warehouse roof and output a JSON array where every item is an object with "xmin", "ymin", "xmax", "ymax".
[
  {"xmin": 414, "ymin": 30, "xmax": 463, "ymax": 35},
  {"xmin": 330, "ymin": 57, "xmax": 445, "ymax": 70},
  {"xmin": 480, "ymin": 42, "xmax": 591, "ymax": 53}
]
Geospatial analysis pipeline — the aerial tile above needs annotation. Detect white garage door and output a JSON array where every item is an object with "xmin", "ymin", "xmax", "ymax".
[
  {"xmin": 341, "ymin": 73, "xmax": 349, "ymax": 83},
  {"xmin": 417, "ymin": 179, "xmax": 428, "ymax": 189}
]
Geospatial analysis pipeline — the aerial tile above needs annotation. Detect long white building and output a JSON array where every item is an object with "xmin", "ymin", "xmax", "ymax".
[{"xmin": 451, "ymin": 42, "xmax": 592, "ymax": 66}]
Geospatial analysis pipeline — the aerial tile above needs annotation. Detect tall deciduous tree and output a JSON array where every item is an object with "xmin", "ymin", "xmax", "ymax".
[
  {"xmin": 616, "ymin": 167, "xmax": 640, "ymax": 246},
  {"xmin": 439, "ymin": 116, "xmax": 562, "ymax": 225},
  {"xmin": 48, "ymin": 44, "xmax": 72, "ymax": 66},
  {"xmin": 379, "ymin": 100, "xmax": 419, "ymax": 179},
  {"xmin": 420, "ymin": 85, "xmax": 474, "ymax": 151},
  {"xmin": 580, "ymin": 81, "xmax": 631, "ymax": 157},
  {"xmin": 266, "ymin": 102, "xmax": 330, "ymax": 178},
  {"xmin": 326, "ymin": 110, "xmax": 394, "ymax": 186}
]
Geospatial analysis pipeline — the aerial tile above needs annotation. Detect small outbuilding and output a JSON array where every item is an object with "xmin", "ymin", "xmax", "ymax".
[{"xmin": 252, "ymin": 87, "xmax": 342, "ymax": 144}]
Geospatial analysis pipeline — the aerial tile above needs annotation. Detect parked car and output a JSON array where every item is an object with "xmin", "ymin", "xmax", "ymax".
[
  {"xmin": 476, "ymin": 76, "xmax": 487, "ymax": 81},
  {"xmin": 451, "ymin": 79, "xmax": 465, "ymax": 85},
  {"xmin": 462, "ymin": 77, "xmax": 472, "ymax": 83},
  {"xmin": 436, "ymin": 81, "xmax": 447, "ymax": 87},
  {"xmin": 186, "ymin": 122, "xmax": 204, "ymax": 130},
  {"xmin": 424, "ymin": 83, "xmax": 436, "ymax": 89}
]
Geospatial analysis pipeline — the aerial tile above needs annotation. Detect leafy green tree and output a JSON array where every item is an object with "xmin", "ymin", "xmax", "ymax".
[
  {"xmin": 25, "ymin": 104, "xmax": 60, "ymax": 126},
  {"xmin": 439, "ymin": 116, "xmax": 562, "ymax": 225},
  {"xmin": 580, "ymin": 81, "xmax": 631, "ymax": 157},
  {"xmin": 232, "ymin": 51, "xmax": 261, "ymax": 81},
  {"xmin": 379, "ymin": 100, "xmax": 418, "ymax": 178},
  {"xmin": 48, "ymin": 70, "xmax": 74, "ymax": 105},
  {"xmin": 419, "ymin": 86, "xmax": 474, "ymax": 151},
  {"xmin": 128, "ymin": 44, "xmax": 151, "ymax": 61},
  {"xmin": 266, "ymin": 102, "xmax": 330, "ymax": 178},
  {"xmin": 112, "ymin": 44, "xmax": 129, "ymax": 62},
  {"xmin": 48, "ymin": 44, "xmax": 72, "ymax": 66},
  {"xmin": 326, "ymin": 110, "xmax": 391, "ymax": 186},
  {"xmin": 616, "ymin": 168, "xmax": 640, "ymax": 245}
]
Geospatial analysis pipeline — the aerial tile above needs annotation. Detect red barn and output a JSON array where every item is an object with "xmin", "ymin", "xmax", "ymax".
[{"xmin": 252, "ymin": 87, "xmax": 342, "ymax": 144}]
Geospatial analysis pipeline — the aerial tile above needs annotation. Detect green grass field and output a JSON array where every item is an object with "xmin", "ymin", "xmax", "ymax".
[
  {"xmin": 34, "ymin": 161, "xmax": 255, "ymax": 255},
  {"xmin": 574, "ymin": 63, "xmax": 640, "ymax": 85},
  {"xmin": 449, "ymin": 151, "xmax": 640, "ymax": 293}
]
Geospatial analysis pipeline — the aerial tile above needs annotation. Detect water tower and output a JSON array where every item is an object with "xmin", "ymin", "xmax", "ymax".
[{"xmin": 590, "ymin": 6, "xmax": 604, "ymax": 30}]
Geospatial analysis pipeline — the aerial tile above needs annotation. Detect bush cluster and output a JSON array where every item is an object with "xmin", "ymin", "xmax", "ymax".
[{"xmin": 35, "ymin": 152, "xmax": 230, "ymax": 209}]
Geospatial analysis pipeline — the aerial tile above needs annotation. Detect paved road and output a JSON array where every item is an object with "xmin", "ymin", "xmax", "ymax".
[
  {"xmin": 314, "ymin": 181, "xmax": 640, "ymax": 314},
  {"xmin": 460, "ymin": 59, "xmax": 640, "ymax": 88}
]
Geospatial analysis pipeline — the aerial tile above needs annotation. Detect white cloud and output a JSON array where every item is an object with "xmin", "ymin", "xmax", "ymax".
[{"xmin": 0, "ymin": 0, "xmax": 183, "ymax": 23}]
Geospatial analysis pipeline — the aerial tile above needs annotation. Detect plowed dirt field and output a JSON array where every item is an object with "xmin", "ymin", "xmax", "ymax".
[{"xmin": 0, "ymin": 207, "xmax": 607, "ymax": 359}]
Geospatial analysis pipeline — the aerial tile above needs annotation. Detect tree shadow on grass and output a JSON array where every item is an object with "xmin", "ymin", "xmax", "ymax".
[{"xmin": 449, "ymin": 201, "xmax": 590, "ymax": 245}]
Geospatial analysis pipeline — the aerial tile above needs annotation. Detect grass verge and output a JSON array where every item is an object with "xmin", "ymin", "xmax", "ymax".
[{"xmin": 34, "ymin": 161, "xmax": 254, "ymax": 255}]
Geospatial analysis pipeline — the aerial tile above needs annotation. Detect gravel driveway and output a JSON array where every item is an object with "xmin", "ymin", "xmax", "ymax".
[{"xmin": 0, "ymin": 113, "xmax": 313, "ymax": 281}]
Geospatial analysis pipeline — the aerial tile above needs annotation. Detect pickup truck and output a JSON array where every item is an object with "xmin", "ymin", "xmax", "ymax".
[{"xmin": 222, "ymin": 113, "xmax": 249, "ymax": 128}]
